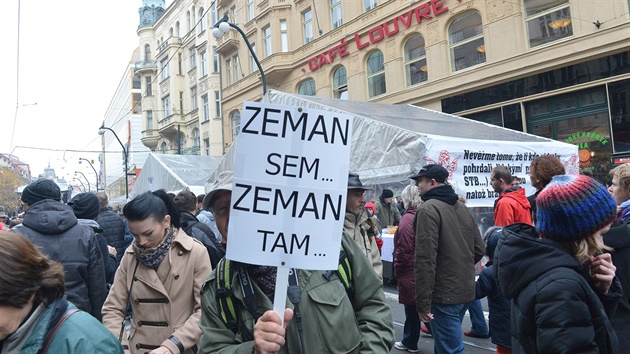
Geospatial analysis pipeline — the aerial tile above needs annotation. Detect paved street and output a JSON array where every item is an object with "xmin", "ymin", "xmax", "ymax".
[{"xmin": 384, "ymin": 285, "xmax": 495, "ymax": 354}]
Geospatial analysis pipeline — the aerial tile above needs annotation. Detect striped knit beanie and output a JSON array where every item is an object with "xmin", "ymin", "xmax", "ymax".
[{"xmin": 536, "ymin": 175, "xmax": 617, "ymax": 242}]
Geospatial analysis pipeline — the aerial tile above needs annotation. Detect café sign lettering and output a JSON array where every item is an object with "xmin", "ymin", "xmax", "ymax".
[{"xmin": 304, "ymin": 0, "xmax": 449, "ymax": 72}]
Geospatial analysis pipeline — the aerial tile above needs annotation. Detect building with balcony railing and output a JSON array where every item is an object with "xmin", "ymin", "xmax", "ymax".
[
  {"xmin": 135, "ymin": 0, "xmax": 223, "ymax": 157},
  {"xmin": 214, "ymin": 0, "xmax": 630, "ymax": 179}
]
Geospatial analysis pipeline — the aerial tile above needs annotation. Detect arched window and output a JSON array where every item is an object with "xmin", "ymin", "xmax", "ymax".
[
  {"xmin": 298, "ymin": 79, "xmax": 316, "ymax": 96},
  {"xmin": 144, "ymin": 44, "xmax": 151, "ymax": 61},
  {"xmin": 160, "ymin": 141, "xmax": 168, "ymax": 154},
  {"xmin": 524, "ymin": 0, "xmax": 572, "ymax": 48},
  {"xmin": 333, "ymin": 66, "xmax": 348, "ymax": 99},
  {"xmin": 367, "ymin": 50, "xmax": 386, "ymax": 98},
  {"xmin": 231, "ymin": 111, "xmax": 241, "ymax": 139},
  {"xmin": 404, "ymin": 35, "xmax": 427, "ymax": 86},
  {"xmin": 448, "ymin": 12, "xmax": 485, "ymax": 72},
  {"xmin": 176, "ymin": 22, "xmax": 180, "ymax": 37},
  {"xmin": 199, "ymin": 8, "xmax": 206, "ymax": 32},
  {"xmin": 187, "ymin": 11, "xmax": 191, "ymax": 32},
  {"xmin": 169, "ymin": 28, "xmax": 174, "ymax": 37}
]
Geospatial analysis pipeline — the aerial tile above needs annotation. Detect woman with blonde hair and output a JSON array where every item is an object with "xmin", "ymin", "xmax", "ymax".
[
  {"xmin": 0, "ymin": 231, "xmax": 123, "ymax": 353},
  {"xmin": 495, "ymin": 175, "xmax": 620, "ymax": 353}
]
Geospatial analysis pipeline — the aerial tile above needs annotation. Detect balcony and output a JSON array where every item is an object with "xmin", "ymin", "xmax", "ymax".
[
  {"xmin": 141, "ymin": 129, "xmax": 159, "ymax": 149},
  {"xmin": 260, "ymin": 53, "xmax": 294, "ymax": 82},
  {"xmin": 215, "ymin": 30, "xmax": 239, "ymax": 54},
  {"xmin": 157, "ymin": 113, "xmax": 187, "ymax": 136},
  {"xmin": 134, "ymin": 60, "xmax": 157, "ymax": 75},
  {"xmin": 157, "ymin": 37, "xmax": 183, "ymax": 55}
]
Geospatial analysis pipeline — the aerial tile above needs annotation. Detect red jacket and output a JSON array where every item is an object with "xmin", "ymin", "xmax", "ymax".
[{"xmin": 494, "ymin": 187, "xmax": 532, "ymax": 227}]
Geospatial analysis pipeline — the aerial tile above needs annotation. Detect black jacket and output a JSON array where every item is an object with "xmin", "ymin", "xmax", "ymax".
[
  {"xmin": 13, "ymin": 199, "xmax": 108, "ymax": 321},
  {"xmin": 180, "ymin": 211, "xmax": 225, "ymax": 269},
  {"xmin": 603, "ymin": 219, "xmax": 630, "ymax": 349},
  {"xmin": 98, "ymin": 208, "xmax": 127, "ymax": 264},
  {"xmin": 77, "ymin": 219, "xmax": 118, "ymax": 285},
  {"xmin": 495, "ymin": 223, "xmax": 620, "ymax": 354}
]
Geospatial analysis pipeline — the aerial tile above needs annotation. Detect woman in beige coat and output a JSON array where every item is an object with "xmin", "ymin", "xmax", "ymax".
[{"xmin": 102, "ymin": 190, "xmax": 211, "ymax": 354}]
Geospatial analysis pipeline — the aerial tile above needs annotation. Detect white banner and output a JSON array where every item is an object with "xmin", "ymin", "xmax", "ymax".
[
  {"xmin": 422, "ymin": 135, "xmax": 579, "ymax": 207},
  {"xmin": 226, "ymin": 102, "xmax": 353, "ymax": 270}
]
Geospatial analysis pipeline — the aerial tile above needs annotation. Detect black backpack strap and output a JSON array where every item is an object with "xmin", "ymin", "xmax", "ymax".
[{"xmin": 38, "ymin": 308, "xmax": 80, "ymax": 354}]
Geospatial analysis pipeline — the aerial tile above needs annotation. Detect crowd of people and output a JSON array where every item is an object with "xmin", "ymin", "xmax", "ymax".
[{"xmin": 0, "ymin": 159, "xmax": 628, "ymax": 354}]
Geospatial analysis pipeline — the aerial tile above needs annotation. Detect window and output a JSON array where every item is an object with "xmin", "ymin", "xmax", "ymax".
[
  {"xmin": 524, "ymin": 0, "xmax": 572, "ymax": 48},
  {"xmin": 204, "ymin": 138, "xmax": 210, "ymax": 155},
  {"xmin": 231, "ymin": 7, "xmax": 236, "ymax": 23},
  {"xmin": 250, "ymin": 43, "xmax": 258, "ymax": 73},
  {"xmin": 215, "ymin": 91, "xmax": 221, "ymax": 118},
  {"xmin": 145, "ymin": 76, "xmax": 152, "ymax": 96},
  {"xmin": 231, "ymin": 111, "xmax": 241, "ymax": 138},
  {"xmin": 212, "ymin": 47, "xmax": 219, "ymax": 73},
  {"xmin": 191, "ymin": 86, "xmax": 197, "ymax": 110},
  {"xmin": 333, "ymin": 66, "xmax": 348, "ymax": 99},
  {"xmin": 189, "ymin": 47, "xmax": 197, "ymax": 69},
  {"xmin": 263, "ymin": 26, "xmax": 272, "ymax": 58},
  {"xmin": 132, "ymin": 93, "xmax": 142, "ymax": 114},
  {"xmin": 161, "ymin": 141, "xmax": 168, "ymax": 154},
  {"xmin": 280, "ymin": 20, "xmax": 288, "ymax": 52},
  {"xmin": 404, "ymin": 35, "xmax": 428, "ymax": 86},
  {"xmin": 226, "ymin": 58, "xmax": 233, "ymax": 85},
  {"xmin": 199, "ymin": 8, "xmax": 206, "ymax": 33},
  {"xmin": 132, "ymin": 76, "xmax": 141, "ymax": 89},
  {"xmin": 170, "ymin": 28, "xmax": 174, "ymax": 37},
  {"xmin": 144, "ymin": 44, "xmax": 151, "ymax": 60},
  {"xmin": 303, "ymin": 10, "xmax": 313, "ymax": 44},
  {"xmin": 200, "ymin": 50, "xmax": 208, "ymax": 76},
  {"xmin": 331, "ymin": 0, "xmax": 342, "ymax": 29},
  {"xmin": 202, "ymin": 94, "xmax": 209, "ymax": 121},
  {"xmin": 179, "ymin": 91, "xmax": 184, "ymax": 114},
  {"xmin": 187, "ymin": 11, "xmax": 191, "ymax": 32},
  {"xmin": 176, "ymin": 22, "xmax": 180, "ymax": 37},
  {"xmin": 233, "ymin": 55, "xmax": 241, "ymax": 82},
  {"xmin": 162, "ymin": 95, "xmax": 171, "ymax": 117},
  {"xmin": 364, "ymin": 0, "xmax": 377, "ymax": 12},
  {"xmin": 211, "ymin": 3, "xmax": 217, "ymax": 27},
  {"xmin": 193, "ymin": 128, "xmax": 200, "ymax": 152},
  {"xmin": 448, "ymin": 12, "xmax": 485, "ymax": 72},
  {"xmin": 247, "ymin": 0, "xmax": 255, "ymax": 21},
  {"xmin": 367, "ymin": 50, "xmax": 386, "ymax": 97},
  {"xmin": 161, "ymin": 58, "xmax": 169, "ymax": 80},
  {"xmin": 147, "ymin": 110, "xmax": 153, "ymax": 130},
  {"xmin": 178, "ymin": 53, "xmax": 183, "ymax": 74},
  {"xmin": 298, "ymin": 79, "xmax": 316, "ymax": 96}
]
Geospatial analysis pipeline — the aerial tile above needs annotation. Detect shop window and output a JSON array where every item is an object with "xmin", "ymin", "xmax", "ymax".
[
  {"xmin": 298, "ymin": 79, "xmax": 316, "ymax": 96},
  {"xmin": 231, "ymin": 111, "xmax": 241, "ymax": 138},
  {"xmin": 404, "ymin": 35, "xmax": 427, "ymax": 86},
  {"xmin": 524, "ymin": 0, "xmax": 572, "ymax": 48},
  {"xmin": 464, "ymin": 104, "xmax": 523, "ymax": 132},
  {"xmin": 333, "ymin": 66, "xmax": 348, "ymax": 99},
  {"xmin": 367, "ymin": 51, "xmax": 386, "ymax": 98},
  {"xmin": 448, "ymin": 12, "xmax": 485, "ymax": 72},
  {"xmin": 609, "ymin": 79, "xmax": 630, "ymax": 153}
]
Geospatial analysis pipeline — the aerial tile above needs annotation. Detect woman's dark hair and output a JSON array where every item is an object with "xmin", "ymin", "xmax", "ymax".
[
  {"xmin": 0, "ymin": 231, "xmax": 65, "ymax": 308},
  {"xmin": 123, "ymin": 190, "xmax": 181, "ymax": 229}
]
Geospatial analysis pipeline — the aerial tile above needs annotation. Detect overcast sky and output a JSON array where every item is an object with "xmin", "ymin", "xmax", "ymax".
[{"xmin": 1, "ymin": 0, "xmax": 172, "ymax": 186}]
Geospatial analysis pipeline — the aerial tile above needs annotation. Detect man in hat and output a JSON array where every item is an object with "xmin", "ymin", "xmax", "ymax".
[
  {"xmin": 410, "ymin": 164, "xmax": 485, "ymax": 354},
  {"xmin": 375, "ymin": 188, "xmax": 401, "ymax": 230},
  {"xmin": 345, "ymin": 173, "xmax": 383, "ymax": 278},
  {"xmin": 197, "ymin": 171, "xmax": 395, "ymax": 353},
  {"xmin": 13, "ymin": 179, "xmax": 107, "ymax": 320}
]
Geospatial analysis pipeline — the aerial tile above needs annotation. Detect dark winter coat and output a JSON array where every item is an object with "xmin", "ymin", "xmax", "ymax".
[
  {"xmin": 77, "ymin": 219, "xmax": 118, "ymax": 285},
  {"xmin": 98, "ymin": 208, "xmax": 127, "ymax": 264},
  {"xmin": 495, "ymin": 223, "xmax": 620, "ymax": 354},
  {"xmin": 180, "ymin": 211, "xmax": 225, "ymax": 269},
  {"xmin": 394, "ymin": 208, "xmax": 417, "ymax": 305},
  {"xmin": 603, "ymin": 218, "xmax": 630, "ymax": 349},
  {"xmin": 13, "ymin": 199, "xmax": 108, "ymax": 321},
  {"xmin": 494, "ymin": 186, "xmax": 532, "ymax": 226}
]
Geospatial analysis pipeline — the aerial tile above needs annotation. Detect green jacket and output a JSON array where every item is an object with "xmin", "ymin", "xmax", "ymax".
[
  {"xmin": 197, "ymin": 233, "xmax": 395, "ymax": 353},
  {"xmin": 375, "ymin": 199, "xmax": 401, "ymax": 230},
  {"xmin": 13, "ymin": 299, "xmax": 124, "ymax": 354}
]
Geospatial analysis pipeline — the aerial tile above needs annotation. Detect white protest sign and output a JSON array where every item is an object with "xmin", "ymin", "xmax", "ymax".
[
  {"xmin": 422, "ymin": 135, "xmax": 579, "ymax": 207},
  {"xmin": 226, "ymin": 101, "xmax": 353, "ymax": 271}
]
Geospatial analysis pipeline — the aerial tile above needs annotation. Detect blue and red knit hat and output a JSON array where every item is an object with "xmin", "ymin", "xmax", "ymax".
[{"xmin": 536, "ymin": 175, "xmax": 617, "ymax": 242}]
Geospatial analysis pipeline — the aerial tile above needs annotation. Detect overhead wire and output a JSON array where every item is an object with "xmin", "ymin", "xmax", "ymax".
[{"xmin": 9, "ymin": 0, "xmax": 22, "ymax": 154}]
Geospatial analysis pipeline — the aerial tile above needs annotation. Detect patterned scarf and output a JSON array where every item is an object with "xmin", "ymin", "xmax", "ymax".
[
  {"xmin": 243, "ymin": 264, "xmax": 277, "ymax": 301},
  {"xmin": 133, "ymin": 226, "xmax": 175, "ymax": 270}
]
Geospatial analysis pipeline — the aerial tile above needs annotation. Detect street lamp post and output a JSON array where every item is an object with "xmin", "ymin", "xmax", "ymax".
[
  {"xmin": 212, "ymin": 15, "xmax": 266, "ymax": 96},
  {"xmin": 75, "ymin": 171, "xmax": 91, "ymax": 192},
  {"xmin": 79, "ymin": 158, "xmax": 99, "ymax": 192},
  {"xmin": 73, "ymin": 178, "xmax": 86, "ymax": 193},
  {"xmin": 98, "ymin": 124, "xmax": 129, "ymax": 200}
]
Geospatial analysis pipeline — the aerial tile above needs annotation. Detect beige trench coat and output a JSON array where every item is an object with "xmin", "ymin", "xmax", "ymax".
[{"xmin": 102, "ymin": 229, "xmax": 211, "ymax": 354}]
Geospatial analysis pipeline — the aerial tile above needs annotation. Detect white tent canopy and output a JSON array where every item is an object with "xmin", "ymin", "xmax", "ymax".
[
  {"xmin": 207, "ymin": 90, "xmax": 578, "ymax": 207},
  {"xmin": 134, "ymin": 153, "xmax": 223, "ymax": 197}
]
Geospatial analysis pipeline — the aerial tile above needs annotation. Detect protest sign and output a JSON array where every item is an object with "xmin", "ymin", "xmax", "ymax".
[{"xmin": 421, "ymin": 135, "xmax": 579, "ymax": 207}]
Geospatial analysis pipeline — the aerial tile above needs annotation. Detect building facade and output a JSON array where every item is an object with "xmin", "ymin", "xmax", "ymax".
[
  {"xmin": 135, "ymin": 0, "xmax": 224, "ymax": 157},
  {"xmin": 215, "ymin": 0, "xmax": 630, "ymax": 180}
]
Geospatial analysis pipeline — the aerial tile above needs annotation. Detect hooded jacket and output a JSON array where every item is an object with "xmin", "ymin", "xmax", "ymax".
[
  {"xmin": 13, "ymin": 199, "xmax": 107, "ymax": 321},
  {"xmin": 494, "ymin": 186, "xmax": 532, "ymax": 226},
  {"xmin": 180, "ymin": 211, "xmax": 225, "ymax": 269},
  {"xmin": 77, "ymin": 218, "xmax": 118, "ymax": 285},
  {"xmin": 603, "ymin": 218, "xmax": 630, "ymax": 349},
  {"xmin": 98, "ymin": 208, "xmax": 128, "ymax": 264},
  {"xmin": 495, "ymin": 223, "xmax": 620, "ymax": 353},
  {"xmin": 344, "ymin": 210, "xmax": 383, "ymax": 279}
]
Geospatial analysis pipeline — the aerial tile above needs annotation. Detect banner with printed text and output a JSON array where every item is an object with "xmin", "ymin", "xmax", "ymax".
[
  {"xmin": 226, "ymin": 102, "xmax": 353, "ymax": 270},
  {"xmin": 422, "ymin": 135, "xmax": 579, "ymax": 208}
]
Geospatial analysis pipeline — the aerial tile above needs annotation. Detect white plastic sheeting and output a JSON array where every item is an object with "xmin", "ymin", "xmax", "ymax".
[{"xmin": 134, "ymin": 153, "xmax": 223, "ymax": 197}]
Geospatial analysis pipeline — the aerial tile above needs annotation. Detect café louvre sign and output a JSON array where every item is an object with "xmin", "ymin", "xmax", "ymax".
[{"xmin": 303, "ymin": 0, "xmax": 450, "ymax": 73}]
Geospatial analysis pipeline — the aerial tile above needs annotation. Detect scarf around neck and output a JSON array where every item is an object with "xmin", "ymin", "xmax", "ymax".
[{"xmin": 133, "ymin": 226, "xmax": 175, "ymax": 269}]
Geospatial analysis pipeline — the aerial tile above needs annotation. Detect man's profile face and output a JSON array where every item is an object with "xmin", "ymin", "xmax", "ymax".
[
  {"xmin": 384, "ymin": 197, "xmax": 393, "ymax": 204},
  {"xmin": 346, "ymin": 189, "xmax": 366, "ymax": 215},
  {"xmin": 490, "ymin": 173, "xmax": 503, "ymax": 193},
  {"xmin": 415, "ymin": 177, "xmax": 433, "ymax": 196},
  {"xmin": 211, "ymin": 190, "xmax": 232, "ymax": 247}
]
